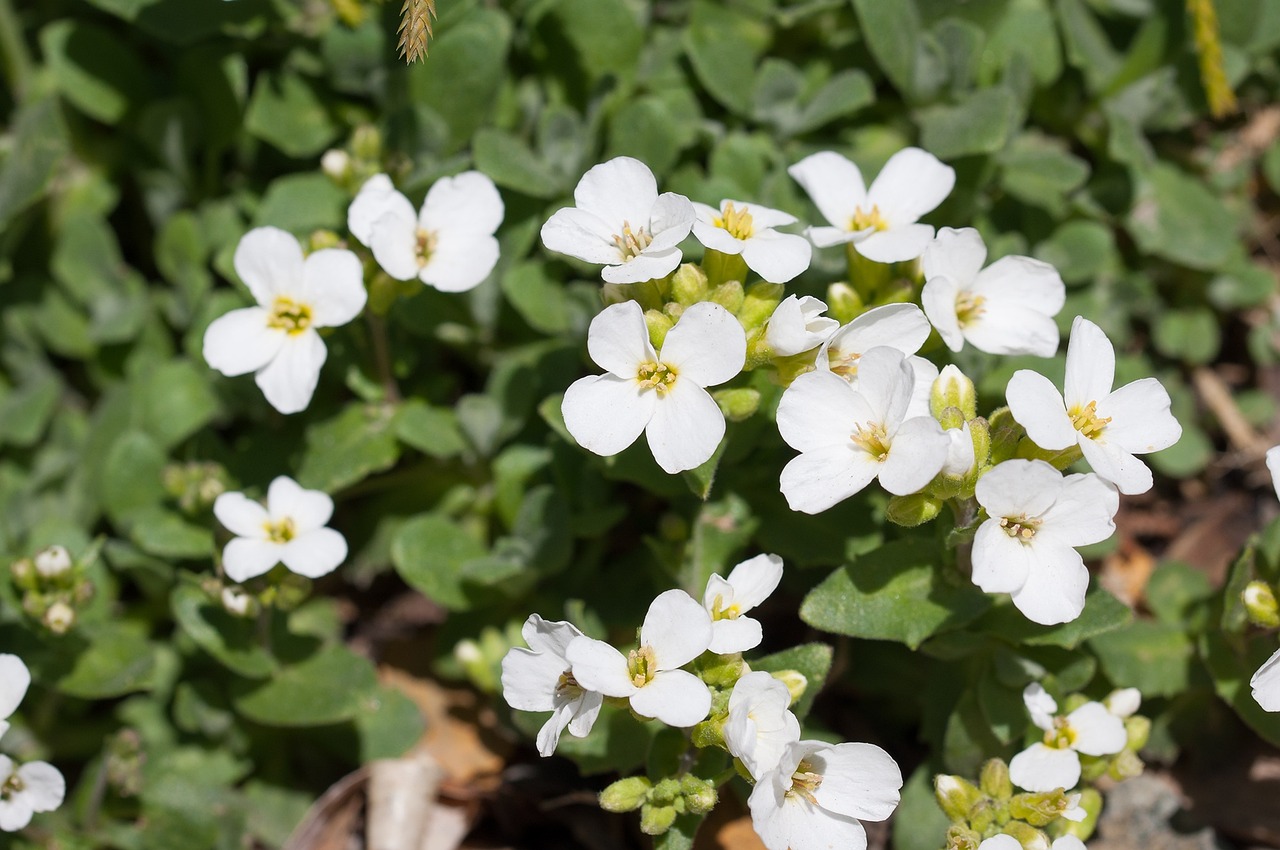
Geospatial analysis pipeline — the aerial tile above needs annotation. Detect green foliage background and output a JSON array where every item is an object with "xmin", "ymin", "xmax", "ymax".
[{"xmin": 1, "ymin": 0, "xmax": 1279, "ymax": 846}]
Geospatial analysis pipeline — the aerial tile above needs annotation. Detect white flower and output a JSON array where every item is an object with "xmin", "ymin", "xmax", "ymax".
[
  {"xmin": 788, "ymin": 148, "xmax": 955, "ymax": 263},
  {"xmin": 724, "ymin": 671, "xmax": 801, "ymax": 780},
  {"xmin": 816, "ymin": 303, "xmax": 932, "ymax": 381},
  {"xmin": 203, "ymin": 227, "xmax": 367, "ymax": 414},
  {"xmin": 500, "ymin": 615, "xmax": 604, "ymax": 757},
  {"xmin": 213, "ymin": 476, "xmax": 348, "ymax": 583},
  {"xmin": 565, "ymin": 589, "xmax": 712, "ymax": 728},
  {"xmin": 347, "ymin": 171, "xmax": 503, "ymax": 293},
  {"xmin": 33, "ymin": 546, "xmax": 71, "ymax": 578},
  {"xmin": 778, "ymin": 346, "xmax": 950, "ymax": 514},
  {"xmin": 0, "ymin": 756, "xmax": 64, "ymax": 832},
  {"xmin": 0, "ymin": 655, "xmax": 30, "ymax": 742},
  {"xmin": 1009, "ymin": 684, "xmax": 1127, "ymax": 793},
  {"xmin": 703, "ymin": 554, "xmax": 784, "ymax": 654},
  {"xmin": 940, "ymin": 422, "xmax": 976, "ymax": 477},
  {"xmin": 692, "ymin": 199, "xmax": 812, "ymax": 283},
  {"xmin": 748, "ymin": 739, "xmax": 902, "ymax": 850},
  {"xmin": 1251, "ymin": 647, "xmax": 1280, "ymax": 712},
  {"xmin": 1268, "ymin": 445, "xmax": 1280, "ymax": 500},
  {"xmin": 972, "ymin": 460, "xmax": 1118, "ymax": 626},
  {"xmin": 1006, "ymin": 317, "xmax": 1182, "ymax": 495},
  {"xmin": 979, "ymin": 836, "xmax": 1084, "ymax": 850},
  {"xmin": 765, "ymin": 295, "xmax": 838, "ymax": 357},
  {"xmin": 1104, "ymin": 687, "xmax": 1141, "ymax": 718},
  {"xmin": 541, "ymin": 157, "xmax": 695, "ymax": 284},
  {"xmin": 561, "ymin": 300, "xmax": 746, "ymax": 474},
  {"xmin": 920, "ymin": 227, "xmax": 1065, "ymax": 357}
]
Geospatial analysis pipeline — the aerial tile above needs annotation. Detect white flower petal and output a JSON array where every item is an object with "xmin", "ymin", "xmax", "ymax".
[
  {"xmin": 1009, "ymin": 742, "xmax": 1081, "ymax": 793},
  {"xmin": 535, "ymin": 702, "xmax": 576, "ymax": 758},
  {"xmin": 17, "ymin": 761, "xmax": 65, "ymax": 813},
  {"xmin": 879, "ymin": 417, "xmax": 949, "ymax": 495},
  {"xmin": 645, "ymin": 381, "xmax": 726, "ymax": 474},
  {"xmin": 658, "ymin": 302, "xmax": 746, "ymax": 388},
  {"xmin": 567, "ymin": 691, "xmax": 603, "ymax": 738},
  {"xmin": 254, "ymin": 331, "xmax": 327, "ymax": 415},
  {"xmin": 812, "ymin": 742, "xmax": 903, "ymax": 822},
  {"xmin": 1078, "ymin": 437, "xmax": 1153, "ymax": 496},
  {"xmin": 267, "ymin": 476, "xmax": 334, "ymax": 530},
  {"xmin": 970, "ymin": 255, "xmax": 1065, "ymax": 316},
  {"xmin": 731, "ymin": 200, "xmax": 797, "ymax": 230},
  {"xmin": 222, "ymin": 537, "xmax": 283, "ymax": 583},
  {"xmin": 368, "ymin": 210, "xmax": 422, "ymax": 281},
  {"xmin": 540, "ymin": 207, "xmax": 625, "ymax": 264},
  {"xmin": 1251, "ymin": 648, "xmax": 1280, "ymax": 711},
  {"xmin": 1023, "ymin": 683, "xmax": 1059, "ymax": 730},
  {"xmin": 825, "ymin": 303, "xmax": 932, "ymax": 367},
  {"xmin": 780, "ymin": 445, "xmax": 880, "ymax": 514},
  {"xmin": 602, "ymin": 247, "xmax": 684, "ymax": 284},
  {"xmin": 586, "ymin": 300, "xmax": 655, "ymax": 378},
  {"xmin": 777, "ymin": 370, "xmax": 870, "ymax": 453},
  {"xmin": 1037, "ymin": 472, "xmax": 1118, "ymax": 547},
  {"xmin": 0, "ymin": 794, "xmax": 33, "ymax": 832},
  {"xmin": 1096, "ymin": 378, "xmax": 1181, "ymax": 454},
  {"xmin": 1105, "ymin": 687, "xmax": 1142, "ymax": 718},
  {"xmin": 0, "ymin": 655, "xmax": 30, "ymax": 721},
  {"xmin": 521, "ymin": 615, "xmax": 583, "ymax": 658},
  {"xmin": 866, "ymin": 147, "xmax": 955, "ymax": 225},
  {"xmin": 709, "ymin": 617, "xmax": 763, "ymax": 655},
  {"xmin": 806, "ymin": 225, "xmax": 860, "ymax": 248},
  {"xmin": 301, "ymin": 249, "xmax": 366, "ymax": 327},
  {"xmin": 641, "ymin": 589, "xmax": 713, "ymax": 669},
  {"xmin": 645, "ymin": 193, "xmax": 696, "ymax": 253},
  {"xmin": 922, "ymin": 228, "xmax": 987, "ymax": 287},
  {"xmin": 964, "ymin": 302, "xmax": 1060, "ymax": 358},
  {"xmin": 692, "ymin": 219, "xmax": 745, "ymax": 255},
  {"xmin": 213, "ymin": 492, "xmax": 270, "ymax": 539},
  {"xmin": 941, "ymin": 424, "xmax": 976, "ymax": 477},
  {"xmin": 974, "ymin": 459, "xmax": 1066, "ymax": 519},
  {"xmin": 421, "ymin": 232, "xmax": 500, "ymax": 293},
  {"xmin": 766, "ymin": 295, "xmax": 837, "ymax": 357},
  {"xmin": 562, "ymin": 374, "xmax": 656, "ymax": 459},
  {"xmin": 202, "ymin": 307, "xmax": 283, "ymax": 377},
  {"xmin": 630, "ymin": 669, "xmax": 711, "ymax": 727},
  {"xmin": 788, "ymin": 151, "xmax": 868, "ymax": 231},
  {"xmin": 1065, "ymin": 702, "xmax": 1127, "ymax": 756},
  {"xmin": 1009, "ymin": 544, "xmax": 1090, "ymax": 626},
  {"xmin": 979, "ymin": 835, "xmax": 1025, "ymax": 850},
  {"xmin": 1053, "ymin": 837, "xmax": 1087, "ymax": 850},
  {"xmin": 420, "ymin": 171, "xmax": 504, "ymax": 236},
  {"xmin": 920, "ymin": 275, "xmax": 964, "ymax": 352},
  {"xmin": 851, "ymin": 346, "xmax": 914, "ymax": 426},
  {"xmin": 347, "ymin": 177, "xmax": 415, "ymax": 246},
  {"xmin": 1063, "ymin": 316, "xmax": 1114, "ymax": 408},
  {"xmin": 574, "ymin": 156, "xmax": 659, "ymax": 227},
  {"xmin": 740, "ymin": 231, "xmax": 812, "ymax": 283},
  {"xmin": 726, "ymin": 554, "xmax": 784, "ymax": 611},
  {"xmin": 565, "ymin": 636, "xmax": 636, "ymax": 698},
  {"xmin": 971, "ymin": 520, "xmax": 1034, "ymax": 594},
  {"xmin": 500, "ymin": 646, "xmax": 567, "ymax": 712},
  {"xmin": 1005, "ymin": 370, "xmax": 1076, "ymax": 451},
  {"xmin": 854, "ymin": 223, "xmax": 937, "ymax": 263},
  {"xmin": 234, "ymin": 226, "xmax": 305, "ymax": 304},
  {"xmin": 279, "ymin": 527, "xmax": 347, "ymax": 578}
]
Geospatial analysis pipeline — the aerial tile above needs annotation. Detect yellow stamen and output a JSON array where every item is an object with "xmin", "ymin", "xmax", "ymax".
[
  {"xmin": 787, "ymin": 759, "xmax": 824, "ymax": 804},
  {"xmin": 829, "ymin": 350, "xmax": 860, "ymax": 379},
  {"xmin": 556, "ymin": 671, "xmax": 583, "ymax": 700},
  {"xmin": 263, "ymin": 517, "xmax": 297, "ymax": 544},
  {"xmin": 850, "ymin": 205, "xmax": 887, "ymax": 232},
  {"xmin": 2, "ymin": 771, "xmax": 24, "ymax": 798},
  {"xmin": 709, "ymin": 593, "xmax": 741, "ymax": 621},
  {"xmin": 612, "ymin": 221, "xmax": 654, "ymax": 261},
  {"xmin": 851, "ymin": 422, "xmax": 891, "ymax": 461},
  {"xmin": 637, "ymin": 361, "xmax": 678, "ymax": 394},
  {"xmin": 999, "ymin": 515, "xmax": 1041, "ymax": 542},
  {"xmin": 955, "ymin": 291, "xmax": 986, "ymax": 327},
  {"xmin": 713, "ymin": 202, "xmax": 755, "ymax": 240},
  {"xmin": 415, "ymin": 227, "xmax": 438, "ymax": 268},
  {"xmin": 1068, "ymin": 400, "xmax": 1111, "ymax": 440},
  {"xmin": 267, "ymin": 296, "xmax": 313, "ymax": 335},
  {"xmin": 627, "ymin": 645, "xmax": 657, "ymax": 688},
  {"xmin": 1043, "ymin": 716, "xmax": 1078, "ymax": 750}
]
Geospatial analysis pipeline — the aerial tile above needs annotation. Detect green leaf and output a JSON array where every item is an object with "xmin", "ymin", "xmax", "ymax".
[
  {"xmin": 1126, "ymin": 163, "xmax": 1237, "ymax": 271},
  {"xmin": 892, "ymin": 762, "xmax": 951, "ymax": 850},
  {"xmin": 244, "ymin": 71, "xmax": 338, "ymax": 158},
  {"xmin": 917, "ymin": 86, "xmax": 1019, "ymax": 160},
  {"xmin": 799, "ymin": 540, "xmax": 991, "ymax": 649},
  {"xmin": 943, "ymin": 690, "xmax": 1003, "ymax": 775},
  {"xmin": 851, "ymin": 0, "xmax": 921, "ymax": 97},
  {"xmin": 683, "ymin": 0, "xmax": 771, "ymax": 116},
  {"xmin": 1055, "ymin": 0, "xmax": 1122, "ymax": 93},
  {"xmin": 795, "ymin": 69, "xmax": 875, "ymax": 134},
  {"xmin": 171, "ymin": 584, "xmax": 276, "ymax": 679},
  {"xmin": 980, "ymin": 0, "xmax": 1062, "ymax": 86},
  {"xmin": 254, "ymin": 173, "xmax": 348, "ymax": 233},
  {"xmin": 355, "ymin": 685, "xmax": 426, "ymax": 762},
  {"xmin": 0, "ymin": 95, "xmax": 69, "ymax": 229},
  {"xmin": 978, "ymin": 665, "xmax": 1029, "ymax": 743},
  {"xmin": 0, "ymin": 371, "xmax": 60, "ymax": 448},
  {"xmin": 41, "ymin": 20, "xmax": 150, "ymax": 124},
  {"xmin": 234, "ymin": 645, "xmax": 378, "ymax": 727},
  {"xmin": 391, "ymin": 514, "xmax": 487, "ymax": 610},
  {"xmin": 1151, "ymin": 307, "xmax": 1220, "ymax": 365},
  {"xmin": 296, "ymin": 404, "xmax": 401, "ymax": 493},
  {"xmin": 752, "ymin": 643, "xmax": 833, "ymax": 720},
  {"xmin": 654, "ymin": 814, "xmax": 703, "ymax": 850},
  {"xmin": 1088, "ymin": 620, "xmax": 1196, "ymax": 697},
  {"xmin": 607, "ymin": 96, "xmax": 687, "ymax": 175},
  {"xmin": 1145, "ymin": 561, "xmax": 1213, "ymax": 629},
  {"xmin": 395, "ymin": 400, "xmax": 467, "ymax": 459},
  {"xmin": 473, "ymin": 130, "xmax": 562, "ymax": 198},
  {"xmin": 976, "ymin": 586, "xmax": 1132, "ymax": 649},
  {"xmin": 138, "ymin": 361, "xmax": 221, "ymax": 449},
  {"xmin": 101, "ymin": 431, "xmax": 168, "ymax": 521},
  {"xmin": 1201, "ymin": 631, "xmax": 1280, "ymax": 748},
  {"xmin": 524, "ymin": 704, "xmax": 654, "ymax": 775},
  {"xmin": 56, "ymin": 622, "xmax": 158, "ymax": 699},
  {"xmin": 1034, "ymin": 221, "xmax": 1117, "ymax": 285},
  {"xmin": 999, "ymin": 133, "xmax": 1090, "ymax": 215},
  {"xmin": 542, "ymin": 0, "xmax": 644, "ymax": 81},
  {"xmin": 127, "ymin": 506, "xmax": 214, "ymax": 560}
]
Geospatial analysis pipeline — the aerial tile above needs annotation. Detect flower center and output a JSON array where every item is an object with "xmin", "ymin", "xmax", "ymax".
[
  {"xmin": 999, "ymin": 515, "xmax": 1040, "ymax": 542},
  {"xmin": 955, "ymin": 291, "xmax": 986, "ymax": 327},
  {"xmin": 828, "ymin": 349, "xmax": 859, "ymax": 379},
  {"xmin": 850, "ymin": 205, "xmax": 887, "ymax": 232},
  {"xmin": 1068, "ymin": 400, "xmax": 1111, "ymax": 440},
  {"xmin": 1, "ymin": 772, "xmax": 24, "ymax": 799},
  {"xmin": 612, "ymin": 221, "xmax": 654, "ymax": 261},
  {"xmin": 786, "ymin": 758, "xmax": 824, "ymax": 804},
  {"xmin": 555, "ymin": 670, "xmax": 583, "ymax": 700},
  {"xmin": 415, "ymin": 227, "xmax": 438, "ymax": 268},
  {"xmin": 263, "ymin": 517, "xmax": 297, "ymax": 544},
  {"xmin": 637, "ymin": 361, "xmax": 678, "ymax": 394},
  {"xmin": 267, "ymin": 296, "xmax": 314, "ymax": 335},
  {"xmin": 627, "ymin": 645, "xmax": 657, "ymax": 688},
  {"xmin": 1043, "ymin": 717, "xmax": 1078, "ymax": 750},
  {"xmin": 714, "ymin": 202, "xmax": 755, "ymax": 240},
  {"xmin": 851, "ymin": 422, "xmax": 891, "ymax": 461},
  {"xmin": 709, "ymin": 593, "xmax": 741, "ymax": 621}
]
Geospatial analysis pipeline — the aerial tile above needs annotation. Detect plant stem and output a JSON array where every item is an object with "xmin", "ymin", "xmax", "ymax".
[{"xmin": 366, "ymin": 311, "xmax": 402, "ymax": 404}]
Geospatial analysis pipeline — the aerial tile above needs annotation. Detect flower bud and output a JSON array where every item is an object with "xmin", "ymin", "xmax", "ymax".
[
  {"xmin": 221, "ymin": 587, "xmax": 258, "ymax": 618},
  {"xmin": 321, "ymin": 149, "xmax": 352, "ymax": 181},
  {"xmin": 967, "ymin": 418, "xmax": 992, "ymax": 476},
  {"xmin": 713, "ymin": 388, "xmax": 760, "ymax": 422},
  {"xmin": 1010, "ymin": 789, "xmax": 1074, "ymax": 826},
  {"xmin": 1104, "ymin": 687, "xmax": 1142, "ymax": 718},
  {"xmin": 670, "ymin": 263, "xmax": 709, "ymax": 306},
  {"xmin": 825, "ymin": 282, "xmax": 863, "ymax": 324},
  {"xmin": 646, "ymin": 308, "xmax": 675, "ymax": 349},
  {"xmin": 1107, "ymin": 748, "xmax": 1144, "ymax": 781},
  {"xmin": 599, "ymin": 776, "xmax": 652, "ymax": 813},
  {"xmin": 691, "ymin": 717, "xmax": 726, "ymax": 750},
  {"xmin": 351, "ymin": 125, "xmax": 382, "ymax": 161},
  {"xmin": 34, "ymin": 546, "xmax": 72, "ymax": 579},
  {"xmin": 639, "ymin": 803, "xmax": 677, "ymax": 835},
  {"xmin": 934, "ymin": 774, "xmax": 983, "ymax": 822},
  {"xmin": 987, "ymin": 407, "xmax": 1026, "ymax": 464},
  {"xmin": 693, "ymin": 652, "xmax": 745, "ymax": 688},
  {"xmin": 1244, "ymin": 581, "xmax": 1280, "ymax": 628},
  {"xmin": 946, "ymin": 825, "xmax": 981, "ymax": 850},
  {"xmin": 10, "ymin": 558, "xmax": 35, "ymax": 589},
  {"xmin": 679, "ymin": 775, "xmax": 717, "ymax": 815},
  {"xmin": 935, "ymin": 405, "xmax": 967, "ymax": 432},
  {"xmin": 1124, "ymin": 714, "xmax": 1150, "ymax": 750},
  {"xmin": 886, "ymin": 493, "xmax": 944, "ymax": 527},
  {"xmin": 44, "ymin": 600, "xmax": 76, "ymax": 635},
  {"xmin": 772, "ymin": 670, "xmax": 807, "ymax": 705},
  {"xmin": 650, "ymin": 777, "xmax": 682, "ymax": 804},
  {"xmin": 738, "ymin": 281, "xmax": 784, "ymax": 328},
  {"xmin": 980, "ymin": 758, "xmax": 1013, "ymax": 800},
  {"xmin": 968, "ymin": 797, "xmax": 996, "ymax": 833},
  {"xmin": 710, "ymin": 280, "xmax": 745, "ymax": 314},
  {"xmin": 308, "ymin": 229, "xmax": 343, "ymax": 251},
  {"xmin": 1002, "ymin": 820, "xmax": 1050, "ymax": 850},
  {"xmin": 931, "ymin": 365, "xmax": 977, "ymax": 421},
  {"xmin": 1055, "ymin": 788, "xmax": 1101, "ymax": 840}
]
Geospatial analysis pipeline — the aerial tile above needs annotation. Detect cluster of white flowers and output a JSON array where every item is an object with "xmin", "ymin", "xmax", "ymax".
[
  {"xmin": 213, "ymin": 475, "xmax": 348, "ymax": 584},
  {"xmin": 500, "ymin": 554, "xmax": 902, "ymax": 850},
  {"xmin": 0, "ymin": 655, "xmax": 65, "ymax": 832}
]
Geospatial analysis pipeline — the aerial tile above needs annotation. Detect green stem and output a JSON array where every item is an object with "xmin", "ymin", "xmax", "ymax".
[
  {"xmin": 365, "ymin": 311, "xmax": 402, "ymax": 404},
  {"xmin": 846, "ymin": 242, "xmax": 890, "ymax": 305},
  {"xmin": 0, "ymin": 0, "xmax": 30, "ymax": 101},
  {"xmin": 703, "ymin": 249, "xmax": 749, "ymax": 287}
]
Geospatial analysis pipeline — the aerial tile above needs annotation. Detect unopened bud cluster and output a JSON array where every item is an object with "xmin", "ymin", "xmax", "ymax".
[{"xmin": 10, "ymin": 544, "xmax": 95, "ymax": 635}]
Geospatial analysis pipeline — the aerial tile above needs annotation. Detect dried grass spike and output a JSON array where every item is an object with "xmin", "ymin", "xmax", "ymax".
[{"xmin": 398, "ymin": 0, "xmax": 436, "ymax": 65}]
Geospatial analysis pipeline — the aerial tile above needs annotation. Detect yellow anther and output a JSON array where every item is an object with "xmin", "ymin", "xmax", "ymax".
[
  {"xmin": 415, "ymin": 227, "xmax": 438, "ymax": 268},
  {"xmin": 710, "ymin": 593, "xmax": 742, "ymax": 621},
  {"xmin": 1043, "ymin": 717, "xmax": 1078, "ymax": 750},
  {"xmin": 556, "ymin": 671, "xmax": 583, "ymax": 699},
  {"xmin": 267, "ymin": 296, "xmax": 314, "ymax": 334},
  {"xmin": 637, "ymin": 361, "xmax": 678, "ymax": 394},
  {"xmin": 829, "ymin": 350, "xmax": 860, "ymax": 379},
  {"xmin": 627, "ymin": 645, "xmax": 657, "ymax": 688},
  {"xmin": 787, "ymin": 759, "xmax": 824, "ymax": 804},
  {"xmin": 714, "ymin": 202, "xmax": 755, "ymax": 240},
  {"xmin": 955, "ymin": 291, "xmax": 987, "ymax": 327},
  {"xmin": 998, "ymin": 515, "xmax": 1041, "ymax": 542},
  {"xmin": 851, "ymin": 422, "xmax": 891, "ymax": 461},
  {"xmin": 1069, "ymin": 400, "xmax": 1111, "ymax": 439},
  {"xmin": 263, "ymin": 517, "xmax": 297, "ymax": 544},
  {"xmin": 612, "ymin": 221, "xmax": 654, "ymax": 260},
  {"xmin": 850, "ymin": 205, "xmax": 888, "ymax": 232}
]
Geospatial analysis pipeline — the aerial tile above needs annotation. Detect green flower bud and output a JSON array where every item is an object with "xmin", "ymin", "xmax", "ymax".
[
  {"xmin": 308, "ymin": 229, "xmax": 343, "ymax": 252},
  {"xmin": 1010, "ymin": 789, "xmax": 1075, "ymax": 827},
  {"xmin": 691, "ymin": 718, "xmax": 726, "ymax": 750},
  {"xmin": 1062, "ymin": 693, "xmax": 1089, "ymax": 713},
  {"xmin": 931, "ymin": 365, "xmax": 977, "ymax": 421},
  {"xmin": 825, "ymin": 282, "xmax": 863, "ymax": 324},
  {"xmin": 1078, "ymin": 753, "xmax": 1108, "ymax": 784},
  {"xmin": 772, "ymin": 670, "xmax": 807, "ymax": 706},
  {"xmin": 651, "ymin": 777, "xmax": 682, "ymax": 805},
  {"xmin": 980, "ymin": 758, "xmax": 1013, "ymax": 800},
  {"xmin": 679, "ymin": 775, "xmax": 717, "ymax": 815},
  {"xmin": 987, "ymin": 407, "xmax": 1026, "ymax": 465},
  {"xmin": 935, "ymin": 405, "xmax": 967, "ymax": 431},
  {"xmin": 639, "ymin": 803, "xmax": 678, "ymax": 835},
  {"xmin": 694, "ymin": 652, "xmax": 746, "ymax": 688},
  {"xmin": 1107, "ymin": 749, "xmax": 1144, "ymax": 781},
  {"xmin": 968, "ymin": 797, "xmax": 997, "ymax": 833},
  {"xmin": 274, "ymin": 572, "xmax": 312, "ymax": 611},
  {"xmin": 351, "ymin": 124, "xmax": 382, "ymax": 161},
  {"xmin": 946, "ymin": 825, "xmax": 981, "ymax": 850},
  {"xmin": 670, "ymin": 263, "xmax": 709, "ymax": 306},
  {"xmin": 710, "ymin": 280, "xmax": 745, "ymax": 314},
  {"xmin": 646, "ymin": 308, "xmax": 675, "ymax": 350},
  {"xmin": 10, "ymin": 558, "xmax": 36, "ymax": 590},
  {"xmin": 967, "ymin": 419, "xmax": 992, "ymax": 478},
  {"xmin": 738, "ymin": 281, "xmax": 784, "ymax": 329},
  {"xmin": 713, "ymin": 388, "xmax": 761, "ymax": 422},
  {"xmin": 1244, "ymin": 581, "xmax": 1280, "ymax": 628},
  {"xmin": 1124, "ymin": 714, "xmax": 1150, "ymax": 751},
  {"xmin": 934, "ymin": 774, "xmax": 983, "ymax": 822},
  {"xmin": 221, "ymin": 587, "xmax": 258, "ymax": 619},
  {"xmin": 1002, "ymin": 820, "xmax": 1050, "ymax": 850},
  {"xmin": 600, "ymin": 776, "xmax": 652, "ymax": 813},
  {"xmin": 886, "ymin": 493, "xmax": 944, "ymax": 527},
  {"xmin": 703, "ymin": 249, "xmax": 748, "ymax": 288},
  {"xmin": 321, "ymin": 148, "xmax": 353, "ymax": 181}
]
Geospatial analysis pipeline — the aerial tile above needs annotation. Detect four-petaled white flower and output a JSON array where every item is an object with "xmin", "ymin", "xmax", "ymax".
[
  {"xmin": 815, "ymin": 303, "xmax": 932, "ymax": 383},
  {"xmin": 1251, "ymin": 648, "xmax": 1280, "ymax": 712},
  {"xmin": 748, "ymin": 739, "xmax": 902, "ymax": 850},
  {"xmin": 0, "ymin": 655, "xmax": 30, "ymax": 742},
  {"xmin": 724, "ymin": 671, "xmax": 801, "ymax": 780},
  {"xmin": 778, "ymin": 346, "xmax": 950, "ymax": 514},
  {"xmin": 500, "ymin": 615, "xmax": 603, "ymax": 757},
  {"xmin": 347, "ymin": 172, "xmax": 504, "ymax": 292},
  {"xmin": 788, "ymin": 148, "xmax": 955, "ymax": 263},
  {"xmin": 565, "ymin": 589, "xmax": 712, "ymax": 728},
  {"xmin": 972, "ymin": 460, "xmax": 1118, "ymax": 626},
  {"xmin": 561, "ymin": 300, "xmax": 746, "ymax": 474},
  {"xmin": 921, "ymin": 227, "xmax": 1065, "ymax": 357},
  {"xmin": 692, "ymin": 199, "xmax": 812, "ymax": 283},
  {"xmin": 1009, "ymin": 684, "xmax": 1127, "ymax": 793},
  {"xmin": 541, "ymin": 157, "xmax": 695, "ymax": 283},
  {"xmin": 1006, "ymin": 316, "xmax": 1182, "ymax": 495},
  {"xmin": 203, "ymin": 227, "xmax": 367, "ymax": 414},
  {"xmin": 213, "ymin": 476, "xmax": 348, "ymax": 584},
  {"xmin": 0, "ymin": 756, "xmax": 64, "ymax": 833},
  {"xmin": 703, "ymin": 554, "xmax": 784, "ymax": 654},
  {"xmin": 766, "ymin": 295, "xmax": 839, "ymax": 357}
]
